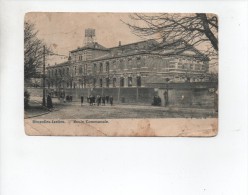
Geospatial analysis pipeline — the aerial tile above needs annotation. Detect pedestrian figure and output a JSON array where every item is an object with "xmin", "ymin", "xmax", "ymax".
[
  {"xmin": 47, "ymin": 93, "xmax": 53, "ymax": 110},
  {"xmin": 97, "ymin": 95, "xmax": 100, "ymax": 106},
  {"xmin": 81, "ymin": 96, "xmax": 84, "ymax": 106},
  {"xmin": 163, "ymin": 90, "xmax": 168, "ymax": 107},
  {"xmin": 102, "ymin": 95, "xmax": 106, "ymax": 105},
  {"xmin": 93, "ymin": 95, "xmax": 96, "ymax": 106},
  {"xmin": 109, "ymin": 96, "xmax": 113, "ymax": 106},
  {"xmin": 106, "ymin": 95, "xmax": 109, "ymax": 104},
  {"xmin": 70, "ymin": 95, "xmax": 73, "ymax": 102},
  {"xmin": 89, "ymin": 95, "xmax": 93, "ymax": 106}
]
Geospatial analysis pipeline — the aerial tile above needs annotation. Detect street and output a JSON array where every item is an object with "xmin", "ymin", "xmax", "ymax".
[{"xmin": 25, "ymin": 98, "xmax": 217, "ymax": 119}]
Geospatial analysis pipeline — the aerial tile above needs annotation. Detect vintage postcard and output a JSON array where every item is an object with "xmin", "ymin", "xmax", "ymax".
[{"xmin": 24, "ymin": 12, "xmax": 218, "ymax": 136}]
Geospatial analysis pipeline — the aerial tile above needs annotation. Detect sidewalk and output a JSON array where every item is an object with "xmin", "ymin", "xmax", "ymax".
[{"xmin": 24, "ymin": 100, "xmax": 60, "ymax": 119}]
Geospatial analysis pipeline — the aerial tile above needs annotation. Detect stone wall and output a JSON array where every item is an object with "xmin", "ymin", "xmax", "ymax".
[{"xmin": 26, "ymin": 85, "xmax": 217, "ymax": 108}]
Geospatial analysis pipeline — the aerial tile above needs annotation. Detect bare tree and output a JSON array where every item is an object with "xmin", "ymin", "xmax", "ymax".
[
  {"xmin": 24, "ymin": 21, "xmax": 44, "ymax": 81},
  {"xmin": 123, "ymin": 13, "xmax": 218, "ymax": 58}
]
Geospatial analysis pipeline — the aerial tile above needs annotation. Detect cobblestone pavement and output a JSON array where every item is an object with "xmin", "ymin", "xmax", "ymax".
[{"xmin": 32, "ymin": 101, "xmax": 217, "ymax": 119}]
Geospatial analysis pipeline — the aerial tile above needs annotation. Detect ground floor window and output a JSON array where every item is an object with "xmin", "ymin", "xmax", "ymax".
[
  {"xmin": 120, "ymin": 77, "xmax": 124, "ymax": 87},
  {"xmin": 100, "ymin": 79, "xmax": 103, "ymax": 87},
  {"xmin": 106, "ymin": 78, "xmax": 110, "ymax": 88},
  {"xmin": 93, "ymin": 78, "xmax": 97, "ymax": 87},
  {"xmin": 128, "ymin": 77, "xmax": 132, "ymax": 87},
  {"xmin": 137, "ymin": 76, "xmax": 141, "ymax": 87},
  {"xmin": 113, "ymin": 78, "xmax": 116, "ymax": 87}
]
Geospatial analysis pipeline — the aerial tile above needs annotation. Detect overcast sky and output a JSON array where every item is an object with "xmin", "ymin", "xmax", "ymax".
[
  {"xmin": 25, "ymin": 12, "xmax": 146, "ymax": 65},
  {"xmin": 25, "ymin": 12, "xmax": 217, "ymax": 72}
]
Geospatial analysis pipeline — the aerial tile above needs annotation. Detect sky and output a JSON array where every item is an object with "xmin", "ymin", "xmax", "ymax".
[
  {"xmin": 25, "ymin": 12, "xmax": 217, "ymax": 72},
  {"xmin": 25, "ymin": 12, "xmax": 146, "ymax": 65}
]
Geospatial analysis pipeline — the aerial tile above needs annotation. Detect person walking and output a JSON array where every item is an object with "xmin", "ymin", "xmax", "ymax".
[
  {"xmin": 47, "ymin": 93, "xmax": 53, "ymax": 110},
  {"xmin": 102, "ymin": 95, "xmax": 106, "ymax": 106},
  {"xmin": 81, "ymin": 96, "xmax": 84, "ymax": 106},
  {"xmin": 98, "ymin": 95, "xmax": 101, "ymax": 106},
  {"xmin": 109, "ymin": 96, "xmax": 113, "ymax": 106},
  {"xmin": 106, "ymin": 95, "xmax": 109, "ymax": 104}
]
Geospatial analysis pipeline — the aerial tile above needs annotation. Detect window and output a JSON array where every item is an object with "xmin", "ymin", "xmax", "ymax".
[
  {"xmin": 67, "ymin": 68, "xmax": 69, "ymax": 75},
  {"xmin": 84, "ymin": 64, "xmax": 87, "ymax": 73},
  {"xmin": 74, "ymin": 67, "xmax": 77, "ymax": 74},
  {"xmin": 93, "ymin": 78, "xmax": 97, "ymax": 87},
  {"xmin": 113, "ymin": 78, "xmax": 116, "ymax": 87},
  {"xmin": 137, "ymin": 76, "xmax": 141, "ymax": 87},
  {"xmin": 120, "ymin": 77, "xmax": 124, "ymax": 87},
  {"xmin": 100, "ymin": 63, "xmax": 103, "ymax": 73},
  {"xmin": 79, "ymin": 66, "xmax": 83, "ymax": 74},
  {"xmin": 106, "ymin": 77, "xmax": 110, "ymax": 87},
  {"xmin": 120, "ymin": 59, "xmax": 124, "ymax": 70},
  {"xmin": 128, "ymin": 77, "xmax": 132, "ymax": 87},
  {"xmin": 106, "ymin": 62, "xmax": 110, "ymax": 73},
  {"xmin": 93, "ymin": 64, "xmax": 97, "ymax": 74},
  {"xmin": 99, "ymin": 78, "xmax": 103, "ymax": 87}
]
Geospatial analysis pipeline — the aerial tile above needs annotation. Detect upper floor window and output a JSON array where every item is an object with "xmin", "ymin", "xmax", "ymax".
[
  {"xmin": 79, "ymin": 66, "xmax": 83, "ymax": 74},
  {"xmin": 100, "ymin": 63, "xmax": 103, "ymax": 73},
  {"xmin": 106, "ymin": 62, "xmax": 110, "ymax": 73},
  {"xmin": 93, "ymin": 64, "xmax": 97, "ymax": 74}
]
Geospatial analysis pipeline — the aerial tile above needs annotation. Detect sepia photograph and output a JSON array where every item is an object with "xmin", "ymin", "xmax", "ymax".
[{"xmin": 24, "ymin": 12, "xmax": 218, "ymax": 136}]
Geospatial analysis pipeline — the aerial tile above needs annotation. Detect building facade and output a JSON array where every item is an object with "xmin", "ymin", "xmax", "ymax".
[{"xmin": 46, "ymin": 29, "xmax": 210, "ymax": 91}]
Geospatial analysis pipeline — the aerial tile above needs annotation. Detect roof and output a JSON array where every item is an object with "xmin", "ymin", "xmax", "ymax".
[
  {"xmin": 47, "ymin": 61, "xmax": 71, "ymax": 68},
  {"xmin": 109, "ymin": 39, "xmax": 159, "ymax": 49},
  {"xmin": 70, "ymin": 42, "xmax": 109, "ymax": 53},
  {"xmin": 152, "ymin": 39, "xmax": 210, "ymax": 61}
]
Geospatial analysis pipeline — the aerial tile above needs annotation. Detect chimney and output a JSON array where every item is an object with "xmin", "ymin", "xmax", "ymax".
[{"xmin": 119, "ymin": 41, "xmax": 121, "ymax": 46}]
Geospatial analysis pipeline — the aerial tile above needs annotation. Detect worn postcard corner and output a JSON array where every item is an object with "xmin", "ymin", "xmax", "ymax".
[{"xmin": 24, "ymin": 12, "xmax": 218, "ymax": 137}]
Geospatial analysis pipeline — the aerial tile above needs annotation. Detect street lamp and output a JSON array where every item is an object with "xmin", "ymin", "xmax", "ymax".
[{"xmin": 42, "ymin": 45, "xmax": 46, "ymax": 107}]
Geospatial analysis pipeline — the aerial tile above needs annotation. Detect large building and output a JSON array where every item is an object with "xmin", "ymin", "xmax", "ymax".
[{"xmin": 46, "ymin": 29, "xmax": 210, "ymax": 91}]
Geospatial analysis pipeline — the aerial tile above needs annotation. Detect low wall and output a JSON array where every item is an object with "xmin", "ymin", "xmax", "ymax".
[{"xmin": 26, "ymin": 83, "xmax": 217, "ymax": 108}]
